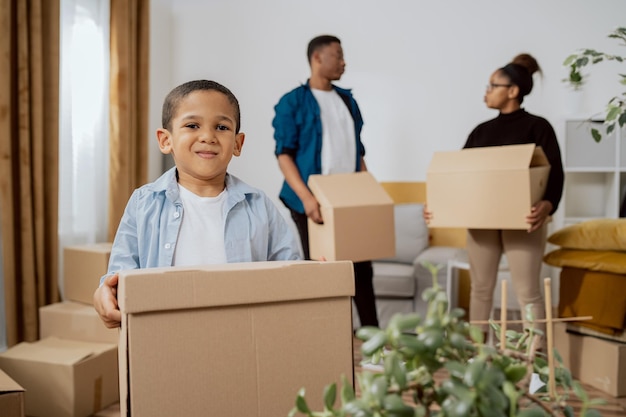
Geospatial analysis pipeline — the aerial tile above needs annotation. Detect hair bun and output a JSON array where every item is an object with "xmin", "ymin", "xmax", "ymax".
[{"xmin": 511, "ymin": 53, "xmax": 540, "ymax": 76}]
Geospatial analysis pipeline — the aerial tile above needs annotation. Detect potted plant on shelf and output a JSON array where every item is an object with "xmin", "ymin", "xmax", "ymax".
[
  {"xmin": 563, "ymin": 27, "xmax": 626, "ymax": 142},
  {"xmin": 290, "ymin": 263, "xmax": 605, "ymax": 417}
]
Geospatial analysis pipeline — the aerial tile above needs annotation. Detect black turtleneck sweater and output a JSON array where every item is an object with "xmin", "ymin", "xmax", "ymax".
[{"xmin": 463, "ymin": 109, "xmax": 564, "ymax": 214}]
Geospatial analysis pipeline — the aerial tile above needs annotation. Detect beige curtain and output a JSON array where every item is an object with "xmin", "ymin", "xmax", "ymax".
[
  {"xmin": 0, "ymin": 0, "xmax": 60, "ymax": 346},
  {"xmin": 108, "ymin": 0, "xmax": 150, "ymax": 241}
]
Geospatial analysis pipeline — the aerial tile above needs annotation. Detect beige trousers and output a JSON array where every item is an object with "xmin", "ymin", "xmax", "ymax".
[{"xmin": 466, "ymin": 225, "xmax": 548, "ymax": 333}]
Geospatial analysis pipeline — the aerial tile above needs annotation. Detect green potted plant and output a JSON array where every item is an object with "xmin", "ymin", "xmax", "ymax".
[
  {"xmin": 290, "ymin": 263, "xmax": 605, "ymax": 417},
  {"xmin": 563, "ymin": 27, "xmax": 626, "ymax": 142}
]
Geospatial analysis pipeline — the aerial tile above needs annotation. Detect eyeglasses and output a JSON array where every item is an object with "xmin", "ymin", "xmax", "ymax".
[{"xmin": 486, "ymin": 83, "xmax": 512, "ymax": 92}]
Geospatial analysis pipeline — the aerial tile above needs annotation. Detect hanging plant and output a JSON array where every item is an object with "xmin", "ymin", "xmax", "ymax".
[{"xmin": 563, "ymin": 27, "xmax": 626, "ymax": 142}]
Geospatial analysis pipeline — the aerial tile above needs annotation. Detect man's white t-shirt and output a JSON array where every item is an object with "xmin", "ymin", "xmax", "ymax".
[
  {"xmin": 173, "ymin": 185, "xmax": 228, "ymax": 266},
  {"xmin": 311, "ymin": 88, "xmax": 356, "ymax": 174}
]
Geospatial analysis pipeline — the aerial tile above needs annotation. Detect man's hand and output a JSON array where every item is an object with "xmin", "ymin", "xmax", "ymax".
[
  {"xmin": 303, "ymin": 194, "xmax": 323, "ymax": 224},
  {"xmin": 526, "ymin": 200, "xmax": 553, "ymax": 233},
  {"xmin": 93, "ymin": 274, "xmax": 122, "ymax": 328}
]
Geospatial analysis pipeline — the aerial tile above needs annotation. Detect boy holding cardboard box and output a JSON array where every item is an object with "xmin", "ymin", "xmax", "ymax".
[{"xmin": 94, "ymin": 80, "xmax": 301, "ymax": 328}]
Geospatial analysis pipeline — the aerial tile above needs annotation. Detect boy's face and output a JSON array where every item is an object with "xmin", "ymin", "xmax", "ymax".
[{"xmin": 157, "ymin": 90, "xmax": 245, "ymax": 195}]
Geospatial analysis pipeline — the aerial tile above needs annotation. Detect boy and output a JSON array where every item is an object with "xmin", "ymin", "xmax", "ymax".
[{"xmin": 94, "ymin": 80, "xmax": 301, "ymax": 328}]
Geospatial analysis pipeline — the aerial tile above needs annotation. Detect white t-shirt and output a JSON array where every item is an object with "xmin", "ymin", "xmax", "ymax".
[
  {"xmin": 311, "ymin": 88, "xmax": 357, "ymax": 174},
  {"xmin": 173, "ymin": 185, "xmax": 228, "ymax": 266}
]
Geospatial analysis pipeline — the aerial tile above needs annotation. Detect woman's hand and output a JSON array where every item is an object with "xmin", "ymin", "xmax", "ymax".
[
  {"xmin": 423, "ymin": 204, "xmax": 433, "ymax": 225},
  {"xmin": 526, "ymin": 200, "xmax": 553, "ymax": 233}
]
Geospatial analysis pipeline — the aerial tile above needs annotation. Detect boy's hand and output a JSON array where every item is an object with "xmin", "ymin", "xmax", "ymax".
[{"xmin": 93, "ymin": 274, "xmax": 122, "ymax": 328}]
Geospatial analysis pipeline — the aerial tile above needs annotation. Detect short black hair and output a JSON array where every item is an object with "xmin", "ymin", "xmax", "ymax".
[
  {"xmin": 161, "ymin": 80, "xmax": 241, "ymax": 133},
  {"xmin": 307, "ymin": 35, "xmax": 341, "ymax": 63}
]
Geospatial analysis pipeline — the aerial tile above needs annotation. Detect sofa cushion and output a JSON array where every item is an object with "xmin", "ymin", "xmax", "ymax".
[
  {"xmin": 382, "ymin": 203, "xmax": 429, "ymax": 264},
  {"xmin": 372, "ymin": 263, "xmax": 417, "ymax": 297},
  {"xmin": 543, "ymin": 248, "xmax": 626, "ymax": 274},
  {"xmin": 548, "ymin": 219, "xmax": 626, "ymax": 251}
]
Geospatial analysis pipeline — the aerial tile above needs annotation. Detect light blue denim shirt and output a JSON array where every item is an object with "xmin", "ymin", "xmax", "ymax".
[{"xmin": 100, "ymin": 168, "xmax": 301, "ymax": 285}]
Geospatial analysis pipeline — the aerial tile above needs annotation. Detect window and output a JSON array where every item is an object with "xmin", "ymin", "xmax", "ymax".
[{"xmin": 58, "ymin": 0, "xmax": 110, "ymax": 296}]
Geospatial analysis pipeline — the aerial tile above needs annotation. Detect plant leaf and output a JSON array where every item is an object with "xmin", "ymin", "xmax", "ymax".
[
  {"xmin": 516, "ymin": 407, "xmax": 547, "ymax": 417},
  {"xmin": 591, "ymin": 128, "xmax": 602, "ymax": 142},
  {"xmin": 296, "ymin": 390, "xmax": 311, "ymax": 414},
  {"xmin": 323, "ymin": 383, "xmax": 336, "ymax": 411},
  {"xmin": 340, "ymin": 375, "xmax": 355, "ymax": 404},
  {"xmin": 361, "ymin": 331, "xmax": 387, "ymax": 357}
]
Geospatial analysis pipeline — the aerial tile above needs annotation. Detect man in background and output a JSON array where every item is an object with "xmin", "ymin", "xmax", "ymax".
[{"xmin": 272, "ymin": 35, "xmax": 378, "ymax": 328}]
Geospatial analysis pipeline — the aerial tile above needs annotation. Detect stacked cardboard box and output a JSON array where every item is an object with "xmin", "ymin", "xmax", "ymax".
[
  {"xmin": 0, "ymin": 368, "xmax": 24, "ymax": 417},
  {"xmin": 0, "ymin": 243, "xmax": 119, "ymax": 417},
  {"xmin": 0, "ymin": 338, "xmax": 119, "ymax": 417},
  {"xmin": 39, "ymin": 301, "xmax": 119, "ymax": 344},
  {"xmin": 554, "ymin": 322, "xmax": 626, "ymax": 397},
  {"xmin": 63, "ymin": 243, "xmax": 113, "ymax": 304}
]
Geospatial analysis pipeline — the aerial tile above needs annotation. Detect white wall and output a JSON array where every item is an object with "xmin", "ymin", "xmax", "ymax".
[{"xmin": 148, "ymin": 0, "xmax": 626, "ymax": 225}]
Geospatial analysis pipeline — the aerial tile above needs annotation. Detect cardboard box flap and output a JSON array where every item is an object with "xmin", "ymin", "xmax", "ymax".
[
  {"xmin": 529, "ymin": 146, "xmax": 549, "ymax": 167},
  {"xmin": 0, "ymin": 337, "xmax": 113, "ymax": 365},
  {"xmin": 308, "ymin": 171, "xmax": 393, "ymax": 208},
  {"xmin": 118, "ymin": 260, "xmax": 355, "ymax": 314},
  {"xmin": 0, "ymin": 369, "xmax": 24, "ymax": 393},
  {"xmin": 427, "ymin": 144, "xmax": 547, "ymax": 173}
]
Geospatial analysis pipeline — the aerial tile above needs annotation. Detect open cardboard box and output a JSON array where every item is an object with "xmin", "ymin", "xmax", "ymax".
[
  {"xmin": 0, "ymin": 337, "xmax": 119, "ymax": 417},
  {"xmin": 307, "ymin": 171, "xmax": 395, "ymax": 261},
  {"xmin": 426, "ymin": 144, "xmax": 550, "ymax": 229},
  {"xmin": 117, "ymin": 260, "xmax": 355, "ymax": 417},
  {"xmin": 0, "ymin": 368, "xmax": 25, "ymax": 417}
]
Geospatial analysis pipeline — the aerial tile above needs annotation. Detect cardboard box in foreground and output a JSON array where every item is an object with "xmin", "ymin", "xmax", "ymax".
[
  {"xmin": 426, "ymin": 144, "xmax": 550, "ymax": 229},
  {"xmin": 554, "ymin": 322, "xmax": 626, "ymax": 397},
  {"xmin": 63, "ymin": 243, "xmax": 112, "ymax": 304},
  {"xmin": 0, "ymin": 337, "xmax": 119, "ymax": 417},
  {"xmin": 0, "ymin": 368, "xmax": 25, "ymax": 417},
  {"xmin": 118, "ymin": 260, "xmax": 355, "ymax": 417},
  {"xmin": 307, "ymin": 171, "xmax": 395, "ymax": 261}
]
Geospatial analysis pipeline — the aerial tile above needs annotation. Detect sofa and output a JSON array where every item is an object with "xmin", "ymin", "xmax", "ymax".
[{"xmin": 353, "ymin": 182, "xmax": 468, "ymax": 329}]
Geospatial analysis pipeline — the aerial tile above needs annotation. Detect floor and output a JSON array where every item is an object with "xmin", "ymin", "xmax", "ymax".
[
  {"xmin": 94, "ymin": 336, "xmax": 625, "ymax": 416},
  {"xmin": 352, "ymin": 336, "xmax": 626, "ymax": 417}
]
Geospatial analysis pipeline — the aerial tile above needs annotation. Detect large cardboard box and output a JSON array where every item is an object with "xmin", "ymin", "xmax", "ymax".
[
  {"xmin": 426, "ymin": 144, "xmax": 550, "ymax": 229},
  {"xmin": 40, "ymin": 301, "xmax": 119, "ymax": 344},
  {"xmin": 0, "ymin": 368, "xmax": 25, "ymax": 417},
  {"xmin": 307, "ymin": 171, "xmax": 395, "ymax": 261},
  {"xmin": 63, "ymin": 243, "xmax": 112, "ymax": 304},
  {"xmin": 0, "ymin": 337, "xmax": 119, "ymax": 417},
  {"xmin": 117, "ymin": 261, "xmax": 355, "ymax": 417},
  {"xmin": 554, "ymin": 322, "xmax": 626, "ymax": 397}
]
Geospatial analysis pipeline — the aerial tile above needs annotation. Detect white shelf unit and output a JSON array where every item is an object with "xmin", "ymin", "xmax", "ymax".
[{"xmin": 562, "ymin": 119, "xmax": 626, "ymax": 226}]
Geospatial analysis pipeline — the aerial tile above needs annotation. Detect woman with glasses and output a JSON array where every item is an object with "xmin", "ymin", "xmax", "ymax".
[{"xmin": 428, "ymin": 54, "xmax": 564, "ymax": 345}]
